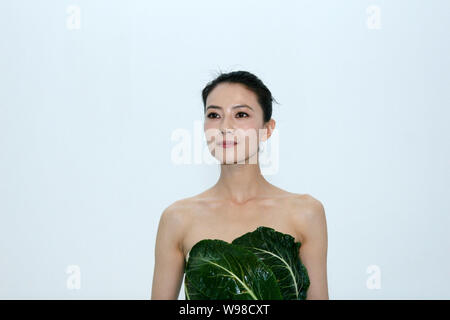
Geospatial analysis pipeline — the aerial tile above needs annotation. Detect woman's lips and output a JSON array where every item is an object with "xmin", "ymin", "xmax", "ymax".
[{"xmin": 218, "ymin": 140, "xmax": 238, "ymax": 148}]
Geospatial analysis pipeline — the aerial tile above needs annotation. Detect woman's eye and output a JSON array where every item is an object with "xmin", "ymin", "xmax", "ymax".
[
  {"xmin": 207, "ymin": 112, "xmax": 219, "ymax": 119},
  {"xmin": 236, "ymin": 112, "xmax": 249, "ymax": 118},
  {"xmin": 207, "ymin": 112, "xmax": 248, "ymax": 119}
]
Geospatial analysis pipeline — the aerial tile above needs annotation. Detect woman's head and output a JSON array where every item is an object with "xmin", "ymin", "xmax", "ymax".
[
  {"xmin": 201, "ymin": 70, "xmax": 277, "ymax": 164},
  {"xmin": 202, "ymin": 71, "xmax": 276, "ymax": 124}
]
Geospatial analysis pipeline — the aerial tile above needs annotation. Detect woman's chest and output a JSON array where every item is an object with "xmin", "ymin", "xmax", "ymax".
[{"xmin": 181, "ymin": 202, "xmax": 303, "ymax": 259}]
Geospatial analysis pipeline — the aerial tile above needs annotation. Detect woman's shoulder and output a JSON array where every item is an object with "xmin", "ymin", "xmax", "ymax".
[
  {"xmin": 162, "ymin": 197, "xmax": 197, "ymax": 219},
  {"xmin": 158, "ymin": 197, "xmax": 201, "ymax": 250},
  {"xmin": 290, "ymin": 192, "xmax": 324, "ymax": 207},
  {"xmin": 286, "ymin": 193, "xmax": 327, "ymax": 238},
  {"xmin": 270, "ymin": 187, "xmax": 323, "ymax": 208},
  {"xmin": 160, "ymin": 193, "xmax": 208, "ymax": 224},
  {"xmin": 286, "ymin": 192, "xmax": 325, "ymax": 217}
]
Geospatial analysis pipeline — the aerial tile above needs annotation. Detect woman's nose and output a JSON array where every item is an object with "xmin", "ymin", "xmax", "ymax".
[
  {"xmin": 220, "ymin": 120, "xmax": 234, "ymax": 135},
  {"xmin": 220, "ymin": 125, "xmax": 234, "ymax": 135}
]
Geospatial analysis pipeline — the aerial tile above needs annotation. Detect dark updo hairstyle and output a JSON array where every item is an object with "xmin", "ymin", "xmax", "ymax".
[{"xmin": 201, "ymin": 70, "xmax": 279, "ymax": 124}]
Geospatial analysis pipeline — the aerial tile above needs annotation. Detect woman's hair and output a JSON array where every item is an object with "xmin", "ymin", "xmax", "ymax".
[{"xmin": 201, "ymin": 70, "xmax": 279, "ymax": 123}]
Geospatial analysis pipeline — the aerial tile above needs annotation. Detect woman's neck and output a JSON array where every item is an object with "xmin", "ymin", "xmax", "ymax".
[{"xmin": 213, "ymin": 163, "xmax": 270, "ymax": 205}]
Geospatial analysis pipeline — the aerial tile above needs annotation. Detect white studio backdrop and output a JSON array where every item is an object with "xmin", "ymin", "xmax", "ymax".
[{"xmin": 0, "ymin": 0, "xmax": 449, "ymax": 299}]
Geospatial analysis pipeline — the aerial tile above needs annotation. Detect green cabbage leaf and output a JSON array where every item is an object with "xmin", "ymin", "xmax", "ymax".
[{"xmin": 184, "ymin": 226, "xmax": 310, "ymax": 300}]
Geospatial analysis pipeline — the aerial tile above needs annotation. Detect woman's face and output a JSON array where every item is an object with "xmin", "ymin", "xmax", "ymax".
[{"xmin": 204, "ymin": 82, "xmax": 274, "ymax": 164}]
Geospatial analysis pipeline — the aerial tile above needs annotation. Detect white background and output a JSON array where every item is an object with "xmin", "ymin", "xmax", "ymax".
[{"xmin": 0, "ymin": 0, "xmax": 449, "ymax": 299}]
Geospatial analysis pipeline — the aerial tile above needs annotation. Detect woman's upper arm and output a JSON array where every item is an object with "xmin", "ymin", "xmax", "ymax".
[
  {"xmin": 151, "ymin": 204, "xmax": 187, "ymax": 300},
  {"xmin": 293, "ymin": 195, "xmax": 329, "ymax": 300}
]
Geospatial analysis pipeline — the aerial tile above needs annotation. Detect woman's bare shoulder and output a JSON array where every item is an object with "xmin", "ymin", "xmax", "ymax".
[
  {"xmin": 288, "ymin": 193, "xmax": 326, "ymax": 236},
  {"xmin": 157, "ymin": 196, "xmax": 202, "ymax": 250},
  {"xmin": 291, "ymin": 192, "xmax": 322, "ymax": 203},
  {"xmin": 162, "ymin": 197, "xmax": 197, "ymax": 218},
  {"xmin": 160, "ymin": 193, "xmax": 208, "ymax": 225},
  {"xmin": 289, "ymin": 193, "xmax": 325, "ymax": 214}
]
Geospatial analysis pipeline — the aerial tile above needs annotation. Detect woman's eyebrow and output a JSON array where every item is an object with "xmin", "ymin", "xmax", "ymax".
[{"xmin": 206, "ymin": 104, "xmax": 254, "ymax": 111}]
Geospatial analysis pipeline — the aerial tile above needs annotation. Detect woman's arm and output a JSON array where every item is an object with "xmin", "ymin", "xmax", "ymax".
[
  {"xmin": 151, "ymin": 204, "xmax": 187, "ymax": 299},
  {"xmin": 293, "ymin": 195, "xmax": 329, "ymax": 300}
]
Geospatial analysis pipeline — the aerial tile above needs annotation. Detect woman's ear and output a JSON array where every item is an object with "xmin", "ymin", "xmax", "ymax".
[{"xmin": 261, "ymin": 119, "xmax": 276, "ymax": 142}]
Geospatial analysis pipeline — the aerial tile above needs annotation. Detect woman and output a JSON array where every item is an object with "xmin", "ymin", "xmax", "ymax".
[{"xmin": 151, "ymin": 70, "xmax": 329, "ymax": 300}]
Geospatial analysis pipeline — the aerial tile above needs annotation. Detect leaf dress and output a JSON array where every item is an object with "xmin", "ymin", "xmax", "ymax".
[{"xmin": 184, "ymin": 226, "xmax": 310, "ymax": 300}]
